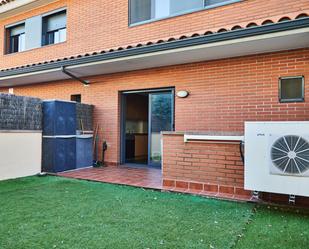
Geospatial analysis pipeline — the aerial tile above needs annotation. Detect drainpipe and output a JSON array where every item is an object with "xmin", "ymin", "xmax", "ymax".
[
  {"xmin": 61, "ymin": 66, "xmax": 90, "ymax": 86},
  {"xmin": 239, "ymin": 140, "xmax": 245, "ymax": 163}
]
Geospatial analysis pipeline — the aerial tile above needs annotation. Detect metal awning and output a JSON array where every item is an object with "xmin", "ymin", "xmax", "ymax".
[{"xmin": 1, "ymin": 18, "xmax": 309, "ymax": 87}]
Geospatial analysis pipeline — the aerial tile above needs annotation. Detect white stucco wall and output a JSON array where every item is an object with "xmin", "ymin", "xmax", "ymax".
[{"xmin": 0, "ymin": 131, "xmax": 42, "ymax": 181}]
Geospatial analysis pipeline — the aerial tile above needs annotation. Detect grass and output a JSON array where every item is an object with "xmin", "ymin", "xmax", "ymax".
[
  {"xmin": 0, "ymin": 176, "xmax": 308, "ymax": 249},
  {"xmin": 236, "ymin": 206, "xmax": 309, "ymax": 249}
]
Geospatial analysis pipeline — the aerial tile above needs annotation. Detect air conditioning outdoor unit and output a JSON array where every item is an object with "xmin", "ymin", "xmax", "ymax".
[{"xmin": 245, "ymin": 122, "xmax": 309, "ymax": 197}]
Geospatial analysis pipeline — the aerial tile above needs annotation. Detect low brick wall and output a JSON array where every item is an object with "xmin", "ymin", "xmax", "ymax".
[{"xmin": 162, "ymin": 133, "xmax": 250, "ymax": 197}]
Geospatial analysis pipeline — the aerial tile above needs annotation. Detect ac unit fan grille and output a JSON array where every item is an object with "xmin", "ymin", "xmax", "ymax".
[{"xmin": 271, "ymin": 135, "xmax": 309, "ymax": 174}]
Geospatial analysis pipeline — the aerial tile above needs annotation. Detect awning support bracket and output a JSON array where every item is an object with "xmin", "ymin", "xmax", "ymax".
[{"xmin": 61, "ymin": 66, "xmax": 90, "ymax": 85}]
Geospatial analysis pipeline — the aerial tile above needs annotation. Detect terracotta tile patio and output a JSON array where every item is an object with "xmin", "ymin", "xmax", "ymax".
[
  {"xmin": 57, "ymin": 166, "xmax": 253, "ymax": 202},
  {"xmin": 58, "ymin": 166, "xmax": 163, "ymax": 189}
]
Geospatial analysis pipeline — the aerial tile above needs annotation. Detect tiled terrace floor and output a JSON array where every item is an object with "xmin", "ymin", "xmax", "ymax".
[
  {"xmin": 58, "ymin": 166, "xmax": 253, "ymax": 202},
  {"xmin": 58, "ymin": 166, "xmax": 163, "ymax": 189}
]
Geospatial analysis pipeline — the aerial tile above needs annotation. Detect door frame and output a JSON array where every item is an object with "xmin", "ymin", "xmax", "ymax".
[
  {"xmin": 148, "ymin": 90, "xmax": 175, "ymax": 168},
  {"xmin": 120, "ymin": 87, "xmax": 175, "ymax": 167}
]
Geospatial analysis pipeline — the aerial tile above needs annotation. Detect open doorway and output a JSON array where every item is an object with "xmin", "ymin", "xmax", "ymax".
[
  {"xmin": 121, "ymin": 88, "xmax": 174, "ymax": 168},
  {"xmin": 124, "ymin": 93, "xmax": 149, "ymax": 164}
]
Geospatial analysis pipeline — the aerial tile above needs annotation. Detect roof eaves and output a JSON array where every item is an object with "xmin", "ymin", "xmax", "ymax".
[
  {"xmin": 0, "ymin": 0, "xmax": 15, "ymax": 6},
  {"xmin": 1, "ymin": 16, "xmax": 309, "ymax": 78}
]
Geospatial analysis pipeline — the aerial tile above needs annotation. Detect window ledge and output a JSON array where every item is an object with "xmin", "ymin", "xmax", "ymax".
[
  {"xmin": 279, "ymin": 99, "xmax": 305, "ymax": 103},
  {"xmin": 129, "ymin": 0, "xmax": 242, "ymax": 27}
]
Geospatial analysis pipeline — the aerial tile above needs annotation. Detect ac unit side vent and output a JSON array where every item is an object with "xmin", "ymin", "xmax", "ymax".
[{"xmin": 271, "ymin": 135, "xmax": 309, "ymax": 175}]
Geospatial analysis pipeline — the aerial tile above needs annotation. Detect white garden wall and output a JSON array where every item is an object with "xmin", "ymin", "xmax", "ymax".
[{"xmin": 0, "ymin": 131, "xmax": 42, "ymax": 181}]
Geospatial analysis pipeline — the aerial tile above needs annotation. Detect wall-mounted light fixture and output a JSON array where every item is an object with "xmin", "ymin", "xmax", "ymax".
[{"xmin": 176, "ymin": 90, "xmax": 189, "ymax": 98}]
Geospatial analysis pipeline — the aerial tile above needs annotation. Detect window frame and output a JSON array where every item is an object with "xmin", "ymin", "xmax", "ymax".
[
  {"xmin": 128, "ymin": 0, "xmax": 242, "ymax": 26},
  {"xmin": 279, "ymin": 76, "xmax": 305, "ymax": 103},
  {"xmin": 42, "ymin": 9, "xmax": 67, "ymax": 46},
  {"xmin": 71, "ymin": 94, "xmax": 82, "ymax": 103},
  {"xmin": 5, "ymin": 23, "xmax": 26, "ymax": 54}
]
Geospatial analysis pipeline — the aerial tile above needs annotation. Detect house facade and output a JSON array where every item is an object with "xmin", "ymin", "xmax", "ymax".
[{"xmin": 0, "ymin": 0, "xmax": 309, "ymax": 202}]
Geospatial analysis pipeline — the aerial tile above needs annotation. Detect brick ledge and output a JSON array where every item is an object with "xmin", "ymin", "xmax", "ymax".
[{"xmin": 163, "ymin": 179, "xmax": 253, "ymax": 201}]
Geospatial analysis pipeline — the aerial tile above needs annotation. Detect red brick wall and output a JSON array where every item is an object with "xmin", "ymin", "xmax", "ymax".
[
  {"xmin": 162, "ymin": 134, "xmax": 309, "ymax": 206},
  {"xmin": 1, "ymin": 48, "xmax": 309, "ymax": 165},
  {"xmin": 162, "ymin": 133, "xmax": 249, "ymax": 196},
  {"xmin": 0, "ymin": 0, "xmax": 309, "ymax": 69}
]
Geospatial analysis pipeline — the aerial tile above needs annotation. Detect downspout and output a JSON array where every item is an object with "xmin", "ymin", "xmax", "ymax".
[
  {"xmin": 239, "ymin": 140, "xmax": 245, "ymax": 164},
  {"xmin": 61, "ymin": 66, "xmax": 90, "ymax": 85}
]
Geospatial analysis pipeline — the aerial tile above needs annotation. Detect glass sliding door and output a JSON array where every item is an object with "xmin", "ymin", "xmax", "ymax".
[
  {"xmin": 148, "ymin": 91, "xmax": 174, "ymax": 167},
  {"xmin": 121, "ymin": 89, "xmax": 174, "ymax": 167}
]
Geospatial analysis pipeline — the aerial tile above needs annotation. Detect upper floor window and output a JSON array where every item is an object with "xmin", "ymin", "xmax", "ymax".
[
  {"xmin": 42, "ymin": 10, "xmax": 67, "ymax": 46},
  {"xmin": 129, "ymin": 0, "xmax": 235, "ymax": 25},
  {"xmin": 6, "ymin": 23, "xmax": 25, "ymax": 54}
]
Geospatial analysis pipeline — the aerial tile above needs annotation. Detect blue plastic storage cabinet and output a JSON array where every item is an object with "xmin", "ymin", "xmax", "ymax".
[
  {"xmin": 76, "ymin": 135, "xmax": 93, "ymax": 168},
  {"xmin": 42, "ymin": 136, "xmax": 76, "ymax": 173},
  {"xmin": 43, "ymin": 100, "xmax": 76, "ymax": 136}
]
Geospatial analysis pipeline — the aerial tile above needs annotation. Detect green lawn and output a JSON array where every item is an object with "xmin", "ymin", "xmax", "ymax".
[{"xmin": 0, "ymin": 176, "xmax": 308, "ymax": 249}]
